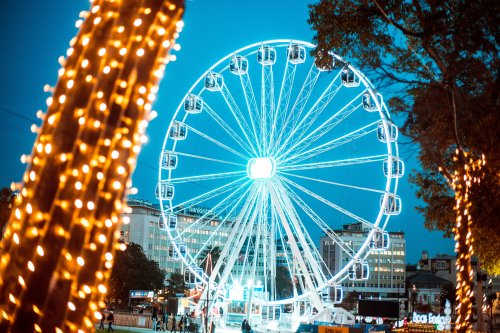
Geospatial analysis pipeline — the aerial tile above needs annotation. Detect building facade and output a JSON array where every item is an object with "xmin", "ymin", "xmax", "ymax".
[
  {"xmin": 121, "ymin": 198, "xmax": 229, "ymax": 275},
  {"xmin": 320, "ymin": 222, "xmax": 406, "ymax": 299}
]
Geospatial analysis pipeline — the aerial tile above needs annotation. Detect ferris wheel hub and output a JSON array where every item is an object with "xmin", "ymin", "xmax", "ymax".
[{"xmin": 247, "ymin": 157, "xmax": 276, "ymax": 179}]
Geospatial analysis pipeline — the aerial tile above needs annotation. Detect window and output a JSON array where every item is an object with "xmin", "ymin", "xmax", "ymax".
[{"xmin": 435, "ymin": 260, "xmax": 446, "ymax": 270}]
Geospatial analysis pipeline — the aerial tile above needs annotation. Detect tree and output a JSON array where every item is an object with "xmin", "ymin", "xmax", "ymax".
[
  {"xmin": 109, "ymin": 243, "xmax": 166, "ymax": 306},
  {"xmin": 0, "ymin": 187, "xmax": 16, "ymax": 238},
  {"xmin": 440, "ymin": 283, "xmax": 456, "ymax": 312},
  {"xmin": 309, "ymin": 0, "xmax": 500, "ymax": 274},
  {"xmin": 164, "ymin": 272, "xmax": 187, "ymax": 298},
  {"xmin": 339, "ymin": 290, "xmax": 359, "ymax": 312},
  {"xmin": 275, "ymin": 266, "xmax": 293, "ymax": 299},
  {"xmin": 309, "ymin": 2, "xmax": 499, "ymax": 330}
]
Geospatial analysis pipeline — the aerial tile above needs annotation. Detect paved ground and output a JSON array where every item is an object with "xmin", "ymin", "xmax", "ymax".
[{"xmin": 95, "ymin": 324, "xmax": 243, "ymax": 333}]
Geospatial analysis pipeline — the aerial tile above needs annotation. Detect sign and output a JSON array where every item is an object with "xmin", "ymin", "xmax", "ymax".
[
  {"xmin": 412, "ymin": 312, "xmax": 451, "ymax": 330},
  {"xmin": 130, "ymin": 290, "xmax": 154, "ymax": 298},
  {"xmin": 318, "ymin": 326, "xmax": 348, "ymax": 333}
]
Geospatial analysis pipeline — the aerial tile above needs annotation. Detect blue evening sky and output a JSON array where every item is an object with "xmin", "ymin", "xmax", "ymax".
[{"xmin": 0, "ymin": 0, "xmax": 454, "ymax": 263}]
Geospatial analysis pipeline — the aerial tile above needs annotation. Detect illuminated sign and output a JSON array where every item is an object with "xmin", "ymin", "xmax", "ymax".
[
  {"xmin": 130, "ymin": 290, "xmax": 154, "ymax": 298},
  {"xmin": 412, "ymin": 312, "xmax": 451, "ymax": 330}
]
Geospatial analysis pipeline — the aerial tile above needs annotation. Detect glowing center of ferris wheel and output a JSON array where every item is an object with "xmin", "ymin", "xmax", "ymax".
[{"xmin": 247, "ymin": 157, "xmax": 276, "ymax": 179}]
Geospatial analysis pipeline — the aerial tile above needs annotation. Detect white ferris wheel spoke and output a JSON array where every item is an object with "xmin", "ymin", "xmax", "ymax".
[
  {"xmin": 177, "ymin": 180, "xmax": 252, "ymax": 254},
  {"xmin": 274, "ymin": 70, "xmax": 342, "ymax": 158},
  {"xmin": 204, "ymin": 185, "xmax": 262, "ymax": 307},
  {"xmin": 219, "ymin": 83, "xmax": 260, "ymax": 156},
  {"xmin": 270, "ymin": 46, "xmax": 296, "ymax": 151},
  {"xmin": 272, "ymin": 179, "xmax": 328, "ymax": 288},
  {"xmin": 171, "ymin": 177, "xmax": 248, "ymax": 212},
  {"xmin": 281, "ymin": 176, "xmax": 376, "ymax": 230},
  {"xmin": 170, "ymin": 170, "xmax": 246, "ymax": 184},
  {"xmin": 280, "ymin": 154, "xmax": 387, "ymax": 172},
  {"xmin": 280, "ymin": 171, "xmax": 386, "ymax": 195},
  {"xmin": 268, "ymin": 180, "xmax": 324, "ymax": 309},
  {"xmin": 278, "ymin": 90, "xmax": 365, "ymax": 162},
  {"xmin": 281, "ymin": 179, "xmax": 356, "ymax": 258},
  {"xmin": 281, "ymin": 120, "xmax": 379, "ymax": 165},
  {"xmin": 202, "ymin": 102, "xmax": 255, "ymax": 157},
  {"xmin": 235, "ymin": 58, "xmax": 263, "ymax": 156},
  {"xmin": 261, "ymin": 58, "xmax": 275, "ymax": 156},
  {"xmin": 273, "ymin": 62, "xmax": 321, "ymax": 156},
  {"xmin": 188, "ymin": 122, "xmax": 250, "ymax": 160},
  {"xmin": 175, "ymin": 152, "xmax": 246, "ymax": 167}
]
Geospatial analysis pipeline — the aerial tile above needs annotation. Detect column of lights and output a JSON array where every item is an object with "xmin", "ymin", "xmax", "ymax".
[
  {"xmin": 451, "ymin": 149, "xmax": 485, "ymax": 333},
  {"xmin": 0, "ymin": 0, "xmax": 184, "ymax": 332}
]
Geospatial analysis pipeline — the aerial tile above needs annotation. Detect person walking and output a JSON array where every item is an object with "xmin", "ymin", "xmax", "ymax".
[
  {"xmin": 245, "ymin": 321, "xmax": 251, "ymax": 333},
  {"xmin": 241, "ymin": 319, "xmax": 247, "ymax": 333},
  {"xmin": 152, "ymin": 305, "xmax": 158, "ymax": 331},
  {"xmin": 98, "ymin": 310, "xmax": 106, "ymax": 330},
  {"xmin": 106, "ymin": 311, "xmax": 114, "ymax": 332},
  {"xmin": 160, "ymin": 310, "xmax": 167, "ymax": 331},
  {"xmin": 178, "ymin": 315, "xmax": 184, "ymax": 333},
  {"xmin": 171, "ymin": 315, "xmax": 177, "ymax": 332}
]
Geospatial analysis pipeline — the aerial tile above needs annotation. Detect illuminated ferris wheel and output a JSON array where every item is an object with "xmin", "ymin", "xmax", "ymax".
[{"xmin": 157, "ymin": 40, "xmax": 403, "ymax": 326}]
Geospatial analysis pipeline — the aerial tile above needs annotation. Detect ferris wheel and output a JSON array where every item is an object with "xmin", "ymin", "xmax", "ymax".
[{"xmin": 157, "ymin": 40, "xmax": 403, "ymax": 325}]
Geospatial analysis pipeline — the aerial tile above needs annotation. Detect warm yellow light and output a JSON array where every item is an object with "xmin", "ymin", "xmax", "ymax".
[
  {"xmin": 37, "ymin": 246, "xmax": 44, "ymax": 257},
  {"xmin": 119, "ymin": 48, "xmax": 127, "ymax": 56},
  {"xmin": 103, "ymin": 66, "xmax": 111, "ymax": 74},
  {"xmin": 68, "ymin": 302, "xmax": 76, "ymax": 311},
  {"xmin": 134, "ymin": 18, "xmax": 142, "ymax": 26},
  {"xmin": 136, "ymin": 48, "xmax": 145, "ymax": 57},
  {"xmin": 18, "ymin": 276, "xmax": 25, "ymax": 287},
  {"xmin": 13, "ymin": 233, "xmax": 20, "ymax": 244},
  {"xmin": 98, "ymin": 48, "xmax": 106, "ymax": 56},
  {"xmin": 82, "ymin": 59, "xmax": 89, "ymax": 68},
  {"xmin": 82, "ymin": 37, "xmax": 90, "ymax": 46},
  {"xmin": 111, "ymin": 150, "xmax": 119, "ymax": 159},
  {"xmin": 75, "ymin": 199, "xmax": 83, "ymax": 208},
  {"xmin": 98, "ymin": 284, "xmax": 107, "ymax": 293},
  {"xmin": 87, "ymin": 201, "xmax": 95, "ymax": 210},
  {"xmin": 98, "ymin": 234, "xmax": 106, "ymax": 243},
  {"xmin": 99, "ymin": 103, "xmax": 107, "ymax": 111},
  {"xmin": 83, "ymin": 285, "xmax": 91, "ymax": 294},
  {"xmin": 113, "ymin": 181, "xmax": 121, "ymax": 190},
  {"xmin": 77, "ymin": 257, "xmax": 85, "ymax": 266}
]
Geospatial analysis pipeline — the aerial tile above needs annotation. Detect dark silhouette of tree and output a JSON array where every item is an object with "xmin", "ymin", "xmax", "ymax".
[
  {"xmin": 165, "ymin": 272, "xmax": 187, "ymax": 298},
  {"xmin": 309, "ymin": 0, "xmax": 500, "ymax": 275},
  {"xmin": 275, "ymin": 266, "xmax": 293, "ymax": 299},
  {"xmin": 339, "ymin": 290, "xmax": 359, "ymax": 312},
  {"xmin": 109, "ymin": 243, "xmax": 166, "ymax": 306},
  {"xmin": 0, "ymin": 187, "xmax": 16, "ymax": 238},
  {"xmin": 440, "ymin": 283, "xmax": 456, "ymax": 312}
]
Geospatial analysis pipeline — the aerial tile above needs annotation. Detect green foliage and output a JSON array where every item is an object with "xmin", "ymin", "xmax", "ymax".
[
  {"xmin": 164, "ymin": 272, "xmax": 187, "ymax": 298},
  {"xmin": 0, "ymin": 187, "xmax": 16, "ymax": 238},
  {"xmin": 109, "ymin": 242, "xmax": 166, "ymax": 305},
  {"xmin": 309, "ymin": 0, "xmax": 500, "ymax": 273}
]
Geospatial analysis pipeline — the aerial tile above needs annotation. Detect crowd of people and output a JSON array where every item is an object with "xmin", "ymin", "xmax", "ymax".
[{"xmin": 151, "ymin": 305, "xmax": 193, "ymax": 332}]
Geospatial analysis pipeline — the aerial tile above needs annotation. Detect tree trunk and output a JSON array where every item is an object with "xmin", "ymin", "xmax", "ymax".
[{"xmin": 0, "ymin": 1, "xmax": 184, "ymax": 331}]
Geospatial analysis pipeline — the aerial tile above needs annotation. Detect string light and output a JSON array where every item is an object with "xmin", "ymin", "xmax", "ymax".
[
  {"xmin": 0, "ymin": 0, "xmax": 184, "ymax": 331},
  {"xmin": 450, "ymin": 149, "xmax": 485, "ymax": 333}
]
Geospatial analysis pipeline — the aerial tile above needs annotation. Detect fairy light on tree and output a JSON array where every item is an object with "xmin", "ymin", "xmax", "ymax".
[
  {"xmin": 446, "ymin": 149, "xmax": 485, "ymax": 333},
  {"xmin": 0, "ymin": 0, "xmax": 184, "ymax": 332}
]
